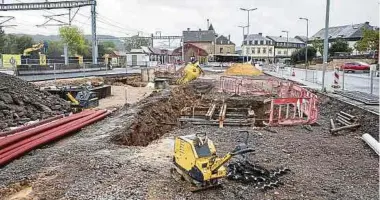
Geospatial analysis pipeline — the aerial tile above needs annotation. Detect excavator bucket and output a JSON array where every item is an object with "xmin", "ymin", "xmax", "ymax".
[{"xmin": 177, "ymin": 61, "xmax": 202, "ymax": 84}]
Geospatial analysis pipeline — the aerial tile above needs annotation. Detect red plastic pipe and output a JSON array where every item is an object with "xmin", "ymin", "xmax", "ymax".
[
  {"xmin": 0, "ymin": 110, "xmax": 95, "ymax": 149},
  {"xmin": 0, "ymin": 115, "xmax": 64, "ymax": 137},
  {"xmin": 0, "ymin": 111, "xmax": 106, "ymax": 156},
  {"xmin": 0, "ymin": 111, "xmax": 110, "ymax": 166}
]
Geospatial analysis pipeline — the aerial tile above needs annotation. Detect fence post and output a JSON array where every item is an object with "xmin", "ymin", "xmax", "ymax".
[
  {"xmin": 53, "ymin": 63, "xmax": 57, "ymax": 83},
  {"xmin": 370, "ymin": 66, "xmax": 374, "ymax": 94},
  {"xmin": 341, "ymin": 69, "xmax": 345, "ymax": 91},
  {"xmin": 83, "ymin": 63, "xmax": 86, "ymax": 78}
]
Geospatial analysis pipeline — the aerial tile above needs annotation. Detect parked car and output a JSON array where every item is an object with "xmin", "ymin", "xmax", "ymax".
[{"xmin": 339, "ymin": 62, "xmax": 370, "ymax": 72}]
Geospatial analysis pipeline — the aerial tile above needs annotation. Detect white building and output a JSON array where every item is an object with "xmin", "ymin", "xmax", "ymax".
[
  {"xmin": 242, "ymin": 33, "xmax": 275, "ymax": 62},
  {"xmin": 266, "ymin": 36, "xmax": 306, "ymax": 62}
]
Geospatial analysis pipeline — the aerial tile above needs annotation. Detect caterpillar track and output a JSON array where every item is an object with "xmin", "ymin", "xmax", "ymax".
[{"xmin": 226, "ymin": 160, "xmax": 290, "ymax": 190}]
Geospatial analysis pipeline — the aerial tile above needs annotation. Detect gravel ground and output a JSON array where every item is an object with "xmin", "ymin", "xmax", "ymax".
[{"xmin": 0, "ymin": 79, "xmax": 378, "ymax": 199}]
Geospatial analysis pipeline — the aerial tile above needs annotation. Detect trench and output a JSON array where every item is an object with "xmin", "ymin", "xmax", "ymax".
[{"xmin": 111, "ymin": 81, "xmax": 270, "ymax": 146}]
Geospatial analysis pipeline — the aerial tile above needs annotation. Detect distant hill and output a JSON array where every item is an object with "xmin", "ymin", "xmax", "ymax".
[{"xmin": 12, "ymin": 34, "xmax": 125, "ymax": 50}]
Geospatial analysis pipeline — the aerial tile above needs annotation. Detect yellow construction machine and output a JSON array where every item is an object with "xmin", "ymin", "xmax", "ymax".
[
  {"xmin": 176, "ymin": 60, "xmax": 205, "ymax": 84},
  {"xmin": 23, "ymin": 43, "xmax": 44, "ymax": 56},
  {"xmin": 171, "ymin": 132, "xmax": 254, "ymax": 191}
]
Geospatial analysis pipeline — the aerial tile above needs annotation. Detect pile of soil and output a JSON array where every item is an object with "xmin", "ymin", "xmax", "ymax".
[
  {"xmin": 104, "ymin": 75, "xmax": 147, "ymax": 87},
  {"xmin": 112, "ymin": 84, "xmax": 202, "ymax": 146},
  {"xmin": 225, "ymin": 63, "xmax": 263, "ymax": 76},
  {"xmin": 0, "ymin": 73, "xmax": 70, "ymax": 131}
]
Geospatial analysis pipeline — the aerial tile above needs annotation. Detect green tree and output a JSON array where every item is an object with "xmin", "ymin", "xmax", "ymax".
[
  {"xmin": 291, "ymin": 46, "xmax": 317, "ymax": 63},
  {"xmin": 311, "ymin": 40, "xmax": 324, "ymax": 56},
  {"xmin": 354, "ymin": 29, "xmax": 379, "ymax": 53},
  {"xmin": 329, "ymin": 39, "xmax": 352, "ymax": 56},
  {"xmin": 124, "ymin": 35, "xmax": 151, "ymax": 51},
  {"xmin": 59, "ymin": 26, "xmax": 86, "ymax": 56},
  {"xmin": 15, "ymin": 35, "xmax": 34, "ymax": 54},
  {"xmin": 98, "ymin": 41, "xmax": 116, "ymax": 56},
  {"xmin": 46, "ymin": 41, "xmax": 64, "ymax": 57},
  {"xmin": 3, "ymin": 34, "xmax": 19, "ymax": 54},
  {"xmin": 0, "ymin": 28, "xmax": 6, "ymax": 53}
]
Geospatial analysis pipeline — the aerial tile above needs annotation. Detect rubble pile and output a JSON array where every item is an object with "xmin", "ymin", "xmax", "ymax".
[{"xmin": 0, "ymin": 73, "xmax": 70, "ymax": 131}]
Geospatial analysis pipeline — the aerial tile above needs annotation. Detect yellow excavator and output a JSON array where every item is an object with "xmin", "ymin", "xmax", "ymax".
[
  {"xmin": 171, "ymin": 132, "xmax": 254, "ymax": 191},
  {"xmin": 23, "ymin": 43, "xmax": 47, "ymax": 65},
  {"xmin": 176, "ymin": 60, "xmax": 205, "ymax": 84}
]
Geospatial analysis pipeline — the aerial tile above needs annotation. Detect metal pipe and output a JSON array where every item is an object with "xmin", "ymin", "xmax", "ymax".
[
  {"xmin": 339, "ymin": 111, "xmax": 355, "ymax": 119},
  {"xmin": 362, "ymin": 133, "xmax": 380, "ymax": 155},
  {"xmin": 0, "ymin": 111, "xmax": 110, "ymax": 166}
]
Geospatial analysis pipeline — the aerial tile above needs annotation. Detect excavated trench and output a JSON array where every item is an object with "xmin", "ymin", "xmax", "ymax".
[{"xmin": 111, "ymin": 81, "xmax": 270, "ymax": 146}]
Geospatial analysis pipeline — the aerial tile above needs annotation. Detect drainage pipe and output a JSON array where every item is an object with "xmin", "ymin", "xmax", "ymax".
[
  {"xmin": 0, "ymin": 111, "xmax": 106, "ymax": 156},
  {"xmin": 0, "ymin": 115, "xmax": 64, "ymax": 137},
  {"xmin": 362, "ymin": 133, "xmax": 380, "ymax": 155},
  {"xmin": 0, "ymin": 110, "xmax": 95, "ymax": 149},
  {"xmin": 0, "ymin": 110, "xmax": 110, "ymax": 166}
]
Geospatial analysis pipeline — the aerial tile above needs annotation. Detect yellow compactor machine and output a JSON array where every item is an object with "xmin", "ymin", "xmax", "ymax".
[{"xmin": 171, "ymin": 132, "xmax": 254, "ymax": 191}]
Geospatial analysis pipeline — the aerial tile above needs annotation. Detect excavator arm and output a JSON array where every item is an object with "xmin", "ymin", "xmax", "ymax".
[{"xmin": 23, "ymin": 43, "xmax": 44, "ymax": 56}]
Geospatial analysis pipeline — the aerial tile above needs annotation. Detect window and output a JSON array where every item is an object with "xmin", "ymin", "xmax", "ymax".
[
  {"xmin": 252, "ymin": 48, "xmax": 255, "ymax": 54},
  {"xmin": 227, "ymin": 47, "xmax": 231, "ymax": 53},
  {"xmin": 260, "ymin": 40, "xmax": 264, "ymax": 45},
  {"xmin": 263, "ymin": 47, "xmax": 266, "ymax": 54},
  {"xmin": 246, "ymin": 47, "xmax": 250, "ymax": 54},
  {"xmin": 284, "ymin": 50, "xmax": 288, "ymax": 55},
  {"xmin": 258, "ymin": 48, "xmax": 261, "ymax": 54},
  {"xmin": 254, "ymin": 40, "xmax": 258, "ymax": 45},
  {"xmin": 243, "ymin": 41, "xmax": 247, "ymax": 45},
  {"xmin": 266, "ymin": 40, "xmax": 269, "ymax": 45},
  {"xmin": 249, "ymin": 40, "xmax": 253, "ymax": 45},
  {"xmin": 269, "ymin": 48, "xmax": 273, "ymax": 54},
  {"xmin": 278, "ymin": 50, "xmax": 282, "ymax": 55},
  {"xmin": 220, "ymin": 47, "xmax": 223, "ymax": 53}
]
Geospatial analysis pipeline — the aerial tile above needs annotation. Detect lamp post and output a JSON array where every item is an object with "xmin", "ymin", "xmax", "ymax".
[
  {"xmin": 238, "ymin": 25, "xmax": 248, "ymax": 62},
  {"xmin": 281, "ymin": 30, "xmax": 289, "ymax": 59},
  {"xmin": 299, "ymin": 17, "xmax": 309, "ymax": 81},
  {"xmin": 240, "ymin": 7, "xmax": 257, "ymax": 62}
]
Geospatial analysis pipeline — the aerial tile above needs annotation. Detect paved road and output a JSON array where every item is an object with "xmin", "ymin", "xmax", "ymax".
[
  {"xmin": 15, "ymin": 68, "xmax": 142, "ymax": 82},
  {"xmin": 272, "ymin": 67, "xmax": 379, "ymax": 96}
]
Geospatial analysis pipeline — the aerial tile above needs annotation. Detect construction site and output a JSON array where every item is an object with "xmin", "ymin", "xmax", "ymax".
[{"xmin": 0, "ymin": 61, "xmax": 378, "ymax": 200}]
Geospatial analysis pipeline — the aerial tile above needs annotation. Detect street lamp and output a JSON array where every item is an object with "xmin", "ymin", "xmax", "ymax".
[
  {"xmin": 240, "ymin": 7, "xmax": 257, "ymax": 62},
  {"xmin": 238, "ymin": 25, "xmax": 248, "ymax": 61},
  {"xmin": 281, "ymin": 30, "xmax": 289, "ymax": 59},
  {"xmin": 299, "ymin": 17, "xmax": 309, "ymax": 81}
]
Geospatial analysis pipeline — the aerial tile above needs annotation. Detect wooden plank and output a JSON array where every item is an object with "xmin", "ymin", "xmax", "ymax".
[{"xmin": 205, "ymin": 104, "xmax": 216, "ymax": 120}]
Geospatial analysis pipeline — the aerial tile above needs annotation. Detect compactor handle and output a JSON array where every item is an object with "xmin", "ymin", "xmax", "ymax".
[{"xmin": 230, "ymin": 148, "xmax": 255, "ymax": 156}]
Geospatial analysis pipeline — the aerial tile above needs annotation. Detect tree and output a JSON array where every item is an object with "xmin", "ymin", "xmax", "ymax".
[
  {"xmin": 124, "ymin": 35, "xmax": 151, "ymax": 51},
  {"xmin": 291, "ymin": 46, "xmax": 317, "ymax": 63},
  {"xmin": 59, "ymin": 26, "xmax": 86, "ymax": 56},
  {"xmin": 329, "ymin": 39, "xmax": 352, "ymax": 56},
  {"xmin": 98, "ymin": 41, "xmax": 116, "ymax": 56},
  {"xmin": 311, "ymin": 40, "xmax": 324, "ymax": 56},
  {"xmin": 15, "ymin": 35, "xmax": 34, "ymax": 54},
  {"xmin": 3, "ymin": 34, "xmax": 19, "ymax": 54},
  {"xmin": 46, "ymin": 41, "xmax": 64, "ymax": 57},
  {"xmin": 354, "ymin": 29, "xmax": 379, "ymax": 53},
  {"xmin": 0, "ymin": 28, "xmax": 6, "ymax": 53}
]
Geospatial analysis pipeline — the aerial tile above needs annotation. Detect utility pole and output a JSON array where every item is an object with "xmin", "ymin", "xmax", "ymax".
[
  {"xmin": 299, "ymin": 17, "xmax": 309, "ymax": 81},
  {"xmin": 282, "ymin": 30, "xmax": 289, "ymax": 58},
  {"xmin": 322, "ymin": 0, "xmax": 330, "ymax": 92},
  {"xmin": 91, "ymin": 0, "xmax": 97, "ymax": 64},
  {"xmin": 240, "ymin": 7, "xmax": 257, "ymax": 62}
]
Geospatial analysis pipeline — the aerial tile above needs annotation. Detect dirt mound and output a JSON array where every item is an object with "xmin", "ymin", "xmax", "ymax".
[
  {"xmin": 104, "ymin": 74, "xmax": 147, "ymax": 87},
  {"xmin": 225, "ymin": 63, "xmax": 263, "ymax": 76},
  {"xmin": 0, "ymin": 73, "xmax": 70, "ymax": 131},
  {"xmin": 111, "ymin": 84, "xmax": 203, "ymax": 146}
]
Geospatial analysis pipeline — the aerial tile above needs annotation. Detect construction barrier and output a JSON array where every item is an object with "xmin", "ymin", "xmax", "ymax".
[
  {"xmin": 332, "ymin": 68, "xmax": 340, "ymax": 88},
  {"xmin": 219, "ymin": 76, "xmax": 280, "ymax": 96},
  {"xmin": 264, "ymin": 83, "xmax": 318, "ymax": 126}
]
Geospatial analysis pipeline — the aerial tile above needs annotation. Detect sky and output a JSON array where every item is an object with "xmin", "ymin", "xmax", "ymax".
[{"xmin": 2, "ymin": 0, "xmax": 379, "ymax": 48}]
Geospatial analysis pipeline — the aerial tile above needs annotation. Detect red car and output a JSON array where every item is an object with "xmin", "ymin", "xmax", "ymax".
[{"xmin": 339, "ymin": 62, "xmax": 370, "ymax": 72}]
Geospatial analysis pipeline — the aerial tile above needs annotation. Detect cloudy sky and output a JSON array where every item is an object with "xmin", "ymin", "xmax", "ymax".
[{"xmin": 2, "ymin": 0, "xmax": 379, "ymax": 47}]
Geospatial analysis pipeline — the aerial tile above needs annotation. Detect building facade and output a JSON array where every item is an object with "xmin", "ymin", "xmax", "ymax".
[
  {"xmin": 241, "ymin": 33, "xmax": 275, "ymax": 62},
  {"xmin": 215, "ymin": 35, "xmax": 235, "ymax": 55},
  {"xmin": 266, "ymin": 36, "xmax": 306, "ymax": 62}
]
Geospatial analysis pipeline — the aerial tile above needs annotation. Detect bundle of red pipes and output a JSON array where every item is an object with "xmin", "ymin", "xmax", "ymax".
[{"xmin": 0, "ymin": 110, "xmax": 111, "ymax": 167}]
